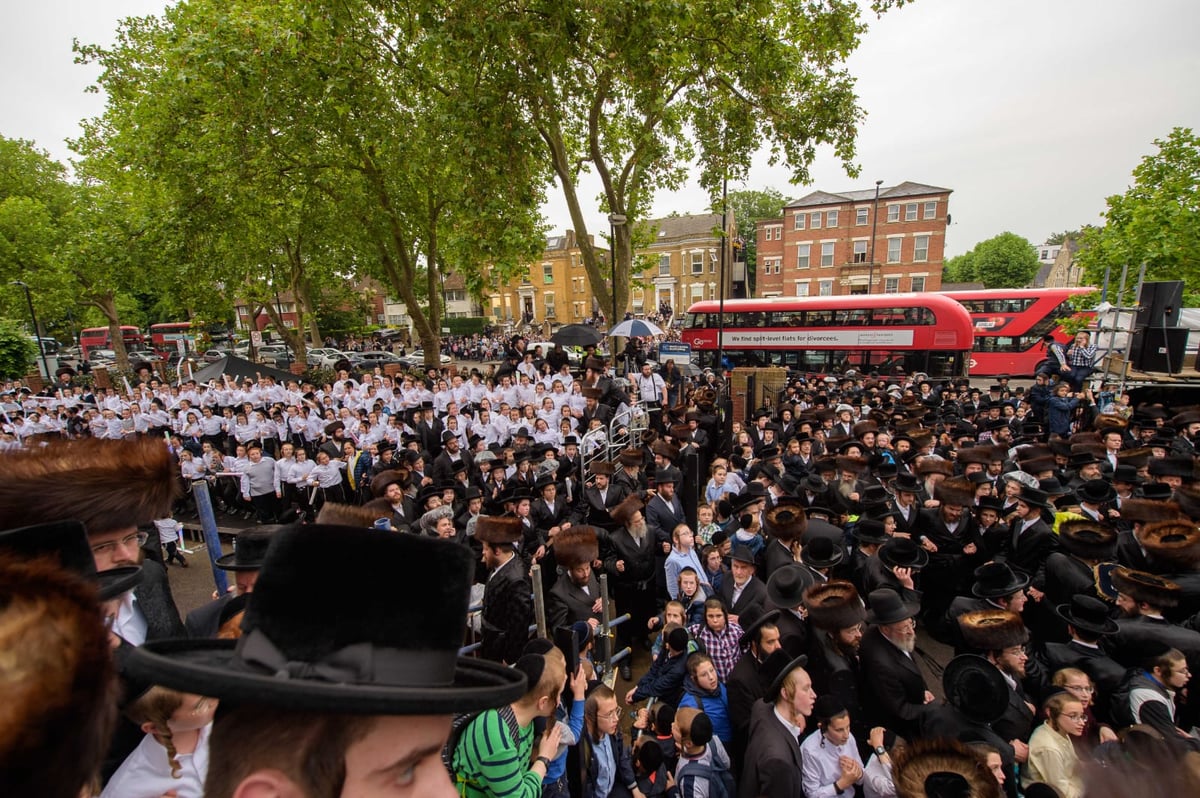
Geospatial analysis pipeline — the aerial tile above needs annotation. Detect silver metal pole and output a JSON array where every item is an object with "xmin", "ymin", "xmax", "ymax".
[
  {"xmin": 531, "ymin": 563, "xmax": 547, "ymax": 639},
  {"xmin": 1100, "ymin": 263, "xmax": 1126, "ymax": 386}
]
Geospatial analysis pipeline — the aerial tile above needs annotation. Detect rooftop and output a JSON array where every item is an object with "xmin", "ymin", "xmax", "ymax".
[{"xmin": 784, "ymin": 181, "xmax": 953, "ymax": 209}]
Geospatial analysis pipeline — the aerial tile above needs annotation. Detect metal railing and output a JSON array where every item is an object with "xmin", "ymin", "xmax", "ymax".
[{"xmin": 580, "ymin": 396, "xmax": 650, "ymax": 481}]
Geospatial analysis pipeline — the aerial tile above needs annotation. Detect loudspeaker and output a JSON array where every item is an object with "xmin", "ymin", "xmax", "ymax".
[
  {"xmin": 1135, "ymin": 281, "xmax": 1184, "ymax": 329},
  {"xmin": 1131, "ymin": 327, "xmax": 1189, "ymax": 373}
]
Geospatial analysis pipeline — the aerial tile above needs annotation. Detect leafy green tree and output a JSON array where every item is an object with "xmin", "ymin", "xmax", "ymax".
[
  {"xmin": 0, "ymin": 318, "xmax": 36, "ymax": 379},
  {"xmin": 942, "ymin": 251, "xmax": 977, "ymax": 283},
  {"xmin": 970, "ymin": 233, "xmax": 1040, "ymax": 288},
  {"xmin": 1077, "ymin": 128, "xmax": 1200, "ymax": 293},
  {"xmin": 468, "ymin": 0, "xmax": 906, "ymax": 322},
  {"xmin": 726, "ymin": 188, "xmax": 788, "ymax": 294}
]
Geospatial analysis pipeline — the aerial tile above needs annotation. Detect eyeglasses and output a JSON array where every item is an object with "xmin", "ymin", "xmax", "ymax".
[
  {"xmin": 1062, "ymin": 713, "xmax": 1087, "ymax": 722},
  {"xmin": 1065, "ymin": 684, "xmax": 1095, "ymax": 694},
  {"xmin": 91, "ymin": 531, "xmax": 148, "ymax": 557},
  {"xmin": 599, "ymin": 708, "xmax": 623, "ymax": 720}
]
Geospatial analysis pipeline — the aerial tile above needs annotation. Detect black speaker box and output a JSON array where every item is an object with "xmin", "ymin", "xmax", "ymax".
[
  {"xmin": 1131, "ymin": 327, "xmax": 1189, "ymax": 373},
  {"xmin": 1135, "ymin": 281, "xmax": 1184, "ymax": 329}
]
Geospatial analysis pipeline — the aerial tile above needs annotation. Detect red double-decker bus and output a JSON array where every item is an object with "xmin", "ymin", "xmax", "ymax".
[
  {"xmin": 148, "ymin": 322, "xmax": 197, "ymax": 356},
  {"xmin": 941, "ymin": 288, "xmax": 1096, "ymax": 376},
  {"xmin": 682, "ymin": 294, "xmax": 973, "ymax": 380},
  {"xmin": 79, "ymin": 326, "xmax": 144, "ymax": 357}
]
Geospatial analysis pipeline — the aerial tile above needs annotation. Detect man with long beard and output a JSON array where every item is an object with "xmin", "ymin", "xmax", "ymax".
[{"xmin": 858, "ymin": 587, "xmax": 934, "ymax": 741}]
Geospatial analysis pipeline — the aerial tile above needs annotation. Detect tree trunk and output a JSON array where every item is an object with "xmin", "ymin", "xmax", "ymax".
[{"xmin": 95, "ymin": 292, "xmax": 130, "ymax": 373}]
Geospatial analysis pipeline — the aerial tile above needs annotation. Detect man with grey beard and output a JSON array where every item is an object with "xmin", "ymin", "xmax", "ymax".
[
  {"xmin": 604, "ymin": 493, "xmax": 658, "ymax": 679},
  {"xmin": 857, "ymin": 588, "xmax": 935, "ymax": 741}
]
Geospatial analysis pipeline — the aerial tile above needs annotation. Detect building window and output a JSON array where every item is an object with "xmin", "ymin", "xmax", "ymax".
[
  {"xmin": 1041, "ymin": 249, "xmax": 1049, "ymax": 260},
  {"xmin": 887, "ymin": 205, "xmax": 899, "ymax": 223},
  {"xmin": 710, "ymin": 252, "xmax": 717, "ymax": 273},
  {"xmin": 887, "ymin": 238, "xmax": 902, "ymax": 263},
  {"xmin": 690, "ymin": 283, "xmax": 704, "ymax": 301},
  {"xmin": 659, "ymin": 254, "xmax": 671, "ymax": 276},
  {"xmin": 852, "ymin": 240, "xmax": 868, "ymax": 263},
  {"xmin": 794, "ymin": 214, "xmax": 805, "ymax": 230},
  {"xmin": 818, "ymin": 279, "xmax": 834, "ymax": 296},
  {"xmin": 542, "ymin": 263, "xmax": 553, "ymax": 284},
  {"xmin": 914, "ymin": 235, "xmax": 929, "ymax": 262},
  {"xmin": 856, "ymin": 208, "xmax": 868, "ymax": 226},
  {"xmin": 810, "ymin": 212, "xmax": 821, "ymax": 229},
  {"xmin": 884, "ymin": 277, "xmax": 900, "ymax": 293},
  {"xmin": 904, "ymin": 203, "xmax": 918, "ymax": 221},
  {"xmin": 797, "ymin": 244, "xmax": 811, "ymax": 270},
  {"xmin": 543, "ymin": 292, "xmax": 556, "ymax": 316},
  {"xmin": 795, "ymin": 281, "xmax": 810, "ymax": 297},
  {"xmin": 820, "ymin": 242, "xmax": 835, "ymax": 267},
  {"xmin": 923, "ymin": 200, "xmax": 937, "ymax": 220},
  {"xmin": 911, "ymin": 276, "xmax": 926, "ymax": 292},
  {"xmin": 691, "ymin": 252, "xmax": 704, "ymax": 274},
  {"xmin": 826, "ymin": 210, "xmax": 838, "ymax": 227}
]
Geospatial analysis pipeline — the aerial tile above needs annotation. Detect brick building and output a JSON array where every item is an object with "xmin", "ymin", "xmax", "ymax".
[
  {"xmin": 755, "ymin": 181, "xmax": 951, "ymax": 297},
  {"xmin": 491, "ymin": 230, "xmax": 600, "ymax": 327}
]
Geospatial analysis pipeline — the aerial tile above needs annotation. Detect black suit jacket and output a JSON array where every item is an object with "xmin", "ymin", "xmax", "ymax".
[
  {"xmin": 858, "ymin": 625, "xmax": 930, "ymax": 740},
  {"xmin": 431, "ymin": 449, "xmax": 473, "ymax": 486},
  {"xmin": 547, "ymin": 571, "xmax": 602, "ymax": 629},
  {"xmin": 740, "ymin": 699, "xmax": 805, "ymax": 798},
  {"xmin": 1003, "ymin": 517, "xmax": 1057, "ymax": 588},
  {"xmin": 184, "ymin": 594, "xmax": 233, "ymax": 639},
  {"xmin": 480, "ymin": 557, "xmax": 532, "ymax": 664},
  {"xmin": 644, "ymin": 493, "xmax": 685, "ymax": 547},
  {"xmin": 762, "ymin": 538, "xmax": 796, "ymax": 582},
  {"xmin": 602, "ymin": 527, "xmax": 658, "ymax": 587},
  {"xmin": 1039, "ymin": 640, "xmax": 1126, "ymax": 712},
  {"xmin": 573, "ymin": 483, "xmax": 629, "ymax": 528},
  {"xmin": 717, "ymin": 575, "xmax": 767, "ymax": 618},
  {"xmin": 136, "ymin": 560, "xmax": 186, "ymax": 640},
  {"xmin": 531, "ymin": 496, "xmax": 571, "ymax": 539}
]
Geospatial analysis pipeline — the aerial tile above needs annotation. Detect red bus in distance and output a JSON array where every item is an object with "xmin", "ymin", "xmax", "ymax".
[
  {"xmin": 683, "ymin": 293, "xmax": 973, "ymax": 380},
  {"xmin": 79, "ymin": 326, "xmax": 144, "ymax": 357},
  {"xmin": 941, "ymin": 288, "xmax": 1096, "ymax": 377},
  {"xmin": 149, "ymin": 322, "xmax": 197, "ymax": 356}
]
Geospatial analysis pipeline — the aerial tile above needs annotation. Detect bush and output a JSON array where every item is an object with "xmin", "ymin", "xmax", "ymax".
[
  {"xmin": 443, "ymin": 317, "xmax": 488, "ymax": 336},
  {"xmin": 0, "ymin": 320, "xmax": 37, "ymax": 379}
]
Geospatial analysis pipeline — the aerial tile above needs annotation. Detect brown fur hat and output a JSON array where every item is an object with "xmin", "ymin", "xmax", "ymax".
[
  {"xmin": 915, "ymin": 457, "xmax": 954, "ymax": 477},
  {"xmin": 581, "ymin": 386, "xmax": 603, "ymax": 400},
  {"xmin": 1057, "ymin": 519, "xmax": 1118, "ymax": 561},
  {"xmin": 0, "ymin": 555, "xmax": 120, "ymax": 797},
  {"xmin": 935, "ymin": 476, "xmax": 976, "ymax": 508},
  {"xmin": 1094, "ymin": 414, "xmax": 1129, "ymax": 430},
  {"xmin": 891, "ymin": 737, "xmax": 1002, "ymax": 798},
  {"xmin": 618, "ymin": 448, "xmax": 643, "ymax": 468},
  {"xmin": 1015, "ymin": 444, "xmax": 1053, "ymax": 463},
  {"xmin": 957, "ymin": 609, "xmax": 1029, "ymax": 651},
  {"xmin": 852, "ymin": 421, "xmax": 878, "ymax": 438},
  {"xmin": 474, "ymin": 515, "xmax": 524, "ymax": 545},
  {"xmin": 1110, "ymin": 566, "xmax": 1181, "ymax": 609},
  {"xmin": 1120, "ymin": 499, "xmax": 1184, "ymax": 525},
  {"xmin": 0, "ymin": 438, "xmax": 178, "ymax": 535},
  {"xmin": 835, "ymin": 456, "xmax": 868, "ymax": 475},
  {"xmin": 609, "ymin": 494, "xmax": 646, "ymax": 528},
  {"xmin": 1019, "ymin": 456, "xmax": 1057, "ymax": 475},
  {"xmin": 315, "ymin": 503, "xmax": 384, "ymax": 528},
  {"xmin": 803, "ymin": 580, "xmax": 866, "ymax": 631},
  {"xmin": 370, "ymin": 467, "xmax": 412, "ymax": 498},
  {"xmin": 554, "ymin": 526, "xmax": 599, "ymax": 568},
  {"xmin": 590, "ymin": 460, "xmax": 616, "ymax": 477},
  {"xmin": 1141, "ymin": 520, "xmax": 1200, "ymax": 568},
  {"xmin": 955, "ymin": 447, "xmax": 993, "ymax": 466},
  {"xmin": 763, "ymin": 504, "xmax": 807, "ymax": 543},
  {"xmin": 651, "ymin": 439, "xmax": 680, "ymax": 464}
]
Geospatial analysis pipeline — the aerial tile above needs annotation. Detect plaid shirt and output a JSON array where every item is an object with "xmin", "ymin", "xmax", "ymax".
[
  {"xmin": 1066, "ymin": 343, "xmax": 1097, "ymax": 367},
  {"xmin": 689, "ymin": 620, "xmax": 745, "ymax": 681}
]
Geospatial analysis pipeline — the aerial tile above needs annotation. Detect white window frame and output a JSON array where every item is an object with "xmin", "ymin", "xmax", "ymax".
[
  {"xmin": 659, "ymin": 254, "xmax": 671, "ymax": 276},
  {"xmin": 794, "ymin": 214, "xmax": 806, "ymax": 231},
  {"xmin": 820, "ymin": 242, "xmax": 835, "ymax": 267},
  {"xmin": 887, "ymin": 237, "xmax": 902, "ymax": 264},
  {"xmin": 911, "ymin": 276, "xmax": 926, "ymax": 292},
  {"xmin": 691, "ymin": 252, "xmax": 704, "ymax": 275},
  {"xmin": 795, "ymin": 281, "xmax": 810, "ymax": 297},
  {"xmin": 905, "ymin": 203, "xmax": 918, "ymax": 221},
  {"xmin": 818, "ymin": 279, "xmax": 834, "ymax": 297},
  {"xmin": 923, "ymin": 200, "xmax": 937, "ymax": 220},
  {"xmin": 852, "ymin": 240, "xmax": 868, "ymax": 263},
  {"xmin": 810, "ymin": 212, "xmax": 821, "ymax": 229},
  {"xmin": 796, "ymin": 244, "xmax": 811, "ymax": 270},
  {"xmin": 856, "ymin": 208, "xmax": 869, "ymax": 226},
  {"xmin": 884, "ymin": 277, "xmax": 900, "ymax": 294},
  {"xmin": 826, "ymin": 210, "xmax": 838, "ymax": 227},
  {"xmin": 914, "ymin": 235, "xmax": 930, "ymax": 263},
  {"xmin": 887, "ymin": 204, "xmax": 900, "ymax": 223}
]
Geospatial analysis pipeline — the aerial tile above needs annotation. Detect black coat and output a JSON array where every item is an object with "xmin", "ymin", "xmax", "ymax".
[
  {"xmin": 717, "ymin": 575, "xmax": 768, "ymax": 619},
  {"xmin": 1038, "ymin": 640, "xmax": 1126, "ymax": 711},
  {"xmin": 480, "ymin": 556, "xmax": 532, "ymax": 665},
  {"xmin": 761, "ymin": 538, "xmax": 797, "ymax": 582},
  {"xmin": 184, "ymin": 594, "xmax": 233, "ymax": 639},
  {"xmin": 573, "ymin": 483, "xmax": 629, "ymax": 528},
  {"xmin": 547, "ymin": 571, "xmax": 603, "ymax": 629},
  {"xmin": 765, "ymin": 604, "xmax": 810, "ymax": 657},
  {"xmin": 858, "ymin": 625, "xmax": 931, "ymax": 741},
  {"xmin": 1001, "ymin": 516, "xmax": 1058, "ymax": 589},
  {"xmin": 603, "ymin": 527, "xmax": 658, "ymax": 587},
  {"xmin": 1044, "ymin": 552, "xmax": 1100, "ymax": 608},
  {"xmin": 531, "ymin": 496, "xmax": 571, "ymax": 540},
  {"xmin": 740, "ymin": 699, "xmax": 805, "ymax": 798},
  {"xmin": 136, "ymin": 560, "xmax": 186, "ymax": 641},
  {"xmin": 645, "ymin": 493, "xmax": 686, "ymax": 547},
  {"xmin": 726, "ymin": 652, "xmax": 769, "ymax": 762}
]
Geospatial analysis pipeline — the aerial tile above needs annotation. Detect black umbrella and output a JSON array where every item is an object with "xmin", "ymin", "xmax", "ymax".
[{"xmin": 550, "ymin": 323, "xmax": 604, "ymax": 347}]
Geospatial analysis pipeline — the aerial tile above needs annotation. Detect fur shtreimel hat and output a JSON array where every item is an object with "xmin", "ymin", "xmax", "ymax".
[
  {"xmin": 370, "ymin": 467, "xmax": 412, "ymax": 498},
  {"xmin": 803, "ymin": 580, "xmax": 866, "ymax": 632},
  {"xmin": 915, "ymin": 457, "xmax": 953, "ymax": 477},
  {"xmin": 1057, "ymin": 519, "xmax": 1118, "ymax": 561},
  {"xmin": 1141, "ymin": 519, "xmax": 1200, "ymax": 568},
  {"xmin": 0, "ymin": 556, "xmax": 121, "ymax": 798},
  {"xmin": 763, "ymin": 503, "xmax": 807, "ymax": 543},
  {"xmin": 957, "ymin": 609, "xmax": 1029, "ymax": 651},
  {"xmin": 1109, "ymin": 566, "xmax": 1181, "ymax": 609},
  {"xmin": 0, "ymin": 438, "xmax": 178, "ymax": 535},
  {"xmin": 609, "ymin": 494, "xmax": 645, "ymax": 528},
  {"xmin": 125, "ymin": 525, "xmax": 527, "ymax": 714},
  {"xmin": 934, "ymin": 476, "xmax": 975, "ymax": 508},
  {"xmin": 891, "ymin": 737, "xmax": 1002, "ymax": 798},
  {"xmin": 474, "ymin": 515, "xmax": 524, "ymax": 545},
  {"xmin": 1119, "ymin": 499, "xmax": 1183, "ymax": 524},
  {"xmin": 554, "ymin": 526, "xmax": 599, "ymax": 569}
]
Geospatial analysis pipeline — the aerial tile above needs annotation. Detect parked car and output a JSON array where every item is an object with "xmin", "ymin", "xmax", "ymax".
[
  {"xmin": 88, "ymin": 349, "xmax": 118, "ymax": 365},
  {"xmin": 400, "ymin": 349, "xmax": 452, "ymax": 368},
  {"xmin": 306, "ymin": 347, "xmax": 343, "ymax": 366},
  {"xmin": 525, "ymin": 342, "xmax": 584, "ymax": 366},
  {"xmin": 357, "ymin": 350, "xmax": 406, "ymax": 366},
  {"xmin": 315, "ymin": 351, "xmax": 360, "ymax": 369},
  {"xmin": 202, "ymin": 348, "xmax": 230, "ymax": 363},
  {"xmin": 127, "ymin": 350, "xmax": 165, "ymax": 364}
]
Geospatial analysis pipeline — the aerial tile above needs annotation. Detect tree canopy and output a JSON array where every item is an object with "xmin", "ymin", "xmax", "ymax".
[
  {"xmin": 944, "ymin": 232, "xmax": 1040, "ymax": 288},
  {"xmin": 1077, "ymin": 127, "xmax": 1200, "ymax": 293},
  {"xmin": 726, "ymin": 188, "xmax": 789, "ymax": 294}
]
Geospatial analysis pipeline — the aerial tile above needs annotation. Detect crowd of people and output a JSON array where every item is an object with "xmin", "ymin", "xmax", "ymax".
[{"xmin": 1, "ymin": 334, "xmax": 1200, "ymax": 797}]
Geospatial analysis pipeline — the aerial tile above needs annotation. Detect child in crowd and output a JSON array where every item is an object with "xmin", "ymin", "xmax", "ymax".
[
  {"xmin": 665, "ymin": 525, "xmax": 708, "ymax": 600},
  {"xmin": 101, "ymin": 686, "xmax": 216, "ymax": 798},
  {"xmin": 695, "ymin": 503, "xmax": 720, "ymax": 547},
  {"xmin": 673, "ymin": 708, "xmax": 735, "ymax": 798},
  {"xmin": 633, "ymin": 736, "xmax": 675, "ymax": 797},
  {"xmin": 153, "ymin": 516, "xmax": 188, "ymax": 568}
]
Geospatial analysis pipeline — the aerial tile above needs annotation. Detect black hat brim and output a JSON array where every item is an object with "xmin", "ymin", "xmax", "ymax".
[
  {"xmin": 1054, "ymin": 604, "xmax": 1118, "ymax": 636},
  {"xmin": 767, "ymin": 654, "xmax": 809, "ymax": 701},
  {"xmin": 971, "ymin": 573, "xmax": 1030, "ymax": 599},
  {"xmin": 125, "ymin": 638, "xmax": 528, "ymax": 715},
  {"xmin": 878, "ymin": 546, "xmax": 930, "ymax": 571},
  {"xmin": 865, "ymin": 599, "xmax": 921, "ymax": 626},
  {"xmin": 214, "ymin": 552, "xmax": 265, "ymax": 572},
  {"xmin": 943, "ymin": 654, "xmax": 1009, "ymax": 723},
  {"xmin": 98, "ymin": 565, "xmax": 143, "ymax": 601}
]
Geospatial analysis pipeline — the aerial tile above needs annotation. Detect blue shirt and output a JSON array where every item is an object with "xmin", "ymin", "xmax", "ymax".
[{"xmin": 594, "ymin": 735, "xmax": 616, "ymax": 797}]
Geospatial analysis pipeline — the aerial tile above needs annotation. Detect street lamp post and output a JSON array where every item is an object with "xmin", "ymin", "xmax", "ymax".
[
  {"xmin": 607, "ymin": 212, "xmax": 626, "ymax": 367},
  {"xmin": 867, "ymin": 179, "xmax": 883, "ymax": 294},
  {"xmin": 11, "ymin": 280, "xmax": 51, "ymax": 381}
]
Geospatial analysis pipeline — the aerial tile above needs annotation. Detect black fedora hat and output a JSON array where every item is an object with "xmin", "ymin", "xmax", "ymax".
[
  {"xmin": 124, "ymin": 524, "xmax": 527, "ymax": 714},
  {"xmin": 737, "ymin": 605, "xmax": 782, "ymax": 648},
  {"xmin": 943, "ymin": 654, "xmax": 1009, "ymax": 723},
  {"xmin": 865, "ymin": 587, "xmax": 920, "ymax": 625},
  {"xmin": 1056, "ymin": 519, "xmax": 1118, "ymax": 560},
  {"xmin": 802, "ymin": 536, "xmax": 844, "ymax": 570},
  {"xmin": 0, "ymin": 519, "xmax": 142, "ymax": 601},
  {"xmin": 1055, "ymin": 594, "xmax": 1118, "ymax": 636},
  {"xmin": 877, "ymin": 537, "xmax": 929, "ymax": 570},
  {"xmin": 215, "ymin": 526, "xmax": 282, "ymax": 572},
  {"xmin": 1075, "ymin": 479, "xmax": 1117, "ymax": 505},
  {"xmin": 759, "ymin": 648, "xmax": 810, "ymax": 701},
  {"xmin": 855, "ymin": 519, "xmax": 890, "ymax": 545},
  {"xmin": 970, "ymin": 561, "xmax": 1029, "ymax": 599},
  {"xmin": 729, "ymin": 543, "xmax": 758, "ymax": 567},
  {"xmin": 767, "ymin": 563, "xmax": 815, "ymax": 609},
  {"xmin": 1014, "ymin": 485, "xmax": 1051, "ymax": 510},
  {"xmin": 892, "ymin": 472, "xmax": 923, "ymax": 494}
]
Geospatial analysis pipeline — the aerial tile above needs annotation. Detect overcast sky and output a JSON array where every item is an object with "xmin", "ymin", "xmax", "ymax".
[{"xmin": 3, "ymin": 0, "xmax": 1198, "ymax": 256}]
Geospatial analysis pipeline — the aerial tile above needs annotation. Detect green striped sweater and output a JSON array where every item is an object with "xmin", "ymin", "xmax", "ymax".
[{"xmin": 451, "ymin": 706, "xmax": 543, "ymax": 798}]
